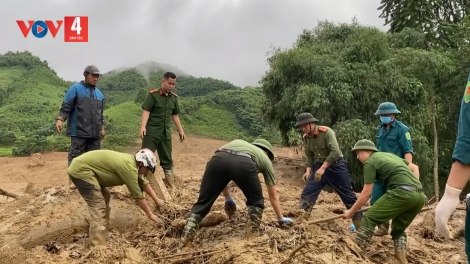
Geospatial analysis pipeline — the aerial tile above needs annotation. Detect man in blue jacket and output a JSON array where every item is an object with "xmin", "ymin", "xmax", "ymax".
[{"xmin": 56, "ymin": 65, "xmax": 106, "ymax": 188}]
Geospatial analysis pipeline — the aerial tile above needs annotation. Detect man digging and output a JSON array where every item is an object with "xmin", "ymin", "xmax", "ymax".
[
  {"xmin": 295, "ymin": 112, "xmax": 363, "ymax": 228},
  {"xmin": 344, "ymin": 139, "xmax": 425, "ymax": 264},
  {"xmin": 68, "ymin": 148, "xmax": 165, "ymax": 247},
  {"xmin": 177, "ymin": 139, "xmax": 293, "ymax": 251}
]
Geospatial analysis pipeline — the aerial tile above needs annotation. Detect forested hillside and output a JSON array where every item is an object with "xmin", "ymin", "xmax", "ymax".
[{"xmin": 0, "ymin": 51, "xmax": 278, "ymax": 158}]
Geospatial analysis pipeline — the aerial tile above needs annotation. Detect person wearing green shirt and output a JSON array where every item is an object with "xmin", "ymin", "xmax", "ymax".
[
  {"xmin": 177, "ymin": 139, "xmax": 293, "ymax": 251},
  {"xmin": 344, "ymin": 139, "xmax": 425, "ymax": 263},
  {"xmin": 373, "ymin": 102, "xmax": 414, "ymax": 236},
  {"xmin": 68, "ymin": 148, "xmax": 165, "ymax": 247},
  {"xmin": 140, "ymin": 72, "xmax": 185, "ymax": 191}
]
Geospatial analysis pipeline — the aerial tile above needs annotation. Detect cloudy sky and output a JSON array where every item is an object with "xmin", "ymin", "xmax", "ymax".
[{"xmin": 0, "ymin": 0, "xmax": 387, "ymax": 87}]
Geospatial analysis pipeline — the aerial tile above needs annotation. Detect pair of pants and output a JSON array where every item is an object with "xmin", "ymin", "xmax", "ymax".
[
  {"xmin": 370, "ymin": 180, "xmax": 386, "ymax": 205},
  {"xmin": 357, "ymin": 186, "xmax": 426, "ymax": 249},
  {"xmin": 70, "ymin": 176, "xmax": 111, "ymax": 246},
  {"xmin": 299, "ymin": 159, "xmax": 362, "ymax": 221},
  {"xmin": 141, "ymin": 134, "xmax": 173, "ymax": 171},
  {"xmin": 68, "ymin": 136, "xmax": 101, "ymax": 165},
  {"xmin": 465, "ymin": 194, "xmax": 470, "ymax": 262},
  {"xmin": 190, "ymin": 151, "xmax": 264, "ymax": 218}
]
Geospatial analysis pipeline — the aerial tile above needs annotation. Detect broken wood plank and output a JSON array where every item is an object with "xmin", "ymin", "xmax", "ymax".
[
  {"xmin": 0, "ymin": 188, "xmax": 19, "ymax": 198},
  {"xmin": 147, "ymin": 172, "xmax": 172, "ymax": 202}
]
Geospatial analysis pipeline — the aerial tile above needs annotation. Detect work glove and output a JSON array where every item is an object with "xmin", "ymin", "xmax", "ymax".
[
  {"xmin": 224, "ymin": 199, "xmax": 237, "ymax": 218},
  {"xmin": 350, "ymin": 223, "xmax": 356, "ymax": 231},
  {"xmin": 278, "ymin": 217, "xmax": 294, "ymax": 227},
  {"xmin": 435, "ymin": 184, "xmax": 462, "ymax": 239},
  {"xmin": 302, "ymin": 172, "xmax": 310, "ymax": 182}
]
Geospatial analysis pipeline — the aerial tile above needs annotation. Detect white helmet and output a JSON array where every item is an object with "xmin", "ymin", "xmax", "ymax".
[{"xmin": 135, "ymin": 148, "xmax": 157, "ymax": 173}]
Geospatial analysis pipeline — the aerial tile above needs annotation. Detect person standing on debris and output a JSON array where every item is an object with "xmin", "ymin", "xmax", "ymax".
[
  {"xmin": 177, "ymin": 139, "xmax": 293, "ymax": 251},
  {"xmin": 435, "ymin": 73, "xmax": 470, "ymax": 260},
  {"xmin": 140, "ymin": 72, "xmax": 185, "ymax": 192},
  {"xmin": 372, "ymin": 102, "xmax": 414, "ymax": 236},
  {"xmin": 68, "ymin": 148, "xmax": 165, "ymax": 247},
  {"xmin": 344, "ymin": 139, "xmax": 425, "ymax": 263},
  {"xmin": 56, "ymin": 65, "xmax": 106, "ymax": 189},
  {"xmin": 295, "ymin": 112, "xmax": 363, "ymax": 228}
]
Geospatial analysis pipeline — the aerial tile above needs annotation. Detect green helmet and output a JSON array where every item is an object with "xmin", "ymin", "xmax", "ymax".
[
  {"xmin": 374, "ymin": 102, "xmax": 401, "ymax": 115},
  {"xmin": 351, "ymin": 139, "xmax": 379, "ymax": 152},
  {"xmin": 252, "ymin": 139, "xmax": 274, "ymax": 161},
  {"xmin": 294, "ymin": 113, "xmax": 319, "ymax": 127}
]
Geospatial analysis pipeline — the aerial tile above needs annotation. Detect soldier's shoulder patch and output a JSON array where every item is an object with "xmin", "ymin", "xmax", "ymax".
[
  {"xmin": 149, "ymin": 88, "xmax": 158, "ymax": 94},
  {"xmin": 318, "ymin": 126, "xmax": 328, "ymax": 132},
  {"xmin": 464, "ymin": 81, "xmax": 470, "ymax": 103},
  {"xmin": 405, "ymin": 132, "xmax": 411, "ymax": 140},
  {"xmin": 170, "ymin": 91, "xmax": 178, "ymax": 97}
]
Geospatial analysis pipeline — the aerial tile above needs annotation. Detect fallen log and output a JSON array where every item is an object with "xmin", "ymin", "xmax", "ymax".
[
  {"xmin": 308, "ymin": 206, "xmax": 434, "ymax": 225},
  {"xmin": 171, "ymin": 211, "xmax": 228, "ymax": 229},
  {"xmin": 0, "ymin": 187, "xmax": 19, "ymax": 198}
]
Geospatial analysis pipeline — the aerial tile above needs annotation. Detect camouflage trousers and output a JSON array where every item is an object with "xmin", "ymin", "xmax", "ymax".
[
  {"xmin": 356, "ymin": 187, "xmax": 425, "ymax": 250},
  {"xmin": 70, "ymin": 176, "xmax": 111, "ymax": 247}
]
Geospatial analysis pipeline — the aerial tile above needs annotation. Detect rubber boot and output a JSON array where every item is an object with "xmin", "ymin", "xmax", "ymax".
[
  {"xmin": 393, "ymin": 236, "xmax": 408, "ymax": 264},
  {"xmin": 352, "ymin": 219, "xmax": 362, "ymax": 230},
  {"xmin": 245, "ymin": 206, "xmax": 263, "ymax": 239},
  {"xmin": 164, "ymin": 170, "xmax": 175, "ymax": 190},
  {"xmin": 374, "ymin": 221, "xmax": 390, "ymax": 236},
  {"xmin": 178, "ymin": 213, "xmax": 202, "ymax": 251}
]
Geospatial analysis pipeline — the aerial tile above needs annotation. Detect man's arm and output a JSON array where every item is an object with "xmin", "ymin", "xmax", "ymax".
[
  {"xmin": 100, "ymin": 98, "xmax": 105, "ymax": 130},
  {"xmin": 321, "ymin": 128, "xmax": 342, "ymax": 169},
  {"xmin": 304, "ymin": 139, "xmax": 313, "ymax": 175},
  {"xmin": 139, "ymin": 175, "xmax": 164, "ymax": 206},
  {"xmin": 262, "ymin": 164, "xmax": 284, "ymax": 218},
  {"xmin": 399, "ymin": 128, "xmax": 413, "ymax": 162},
  {"xmin": 57, "ymin": 85, "xmax": 77, "ymax": 120},
  {"xmin": 171, "ymin": 98, "xmax": 184, "ymax": 133},
  {"xmin": 402, "ymin": 159, "xmax": 420, "ymax": 179},
  {"xmin": 140, "ymin": 93, "xmax": 154, "ymax": 131},
  {"xmin": 348, "ymin": 163, "xmax": 376, "ymax": 213}
]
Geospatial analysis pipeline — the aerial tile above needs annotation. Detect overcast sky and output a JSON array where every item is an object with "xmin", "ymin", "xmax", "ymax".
[{"xmin": 0, "ymin": 0, "xmax": 387, "ymax": 87}]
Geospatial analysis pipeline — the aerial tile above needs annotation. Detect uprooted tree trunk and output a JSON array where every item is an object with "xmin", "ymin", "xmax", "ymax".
[{"xmin": 0, "ymin": 187, "xmax": 19, "ymax": 198}]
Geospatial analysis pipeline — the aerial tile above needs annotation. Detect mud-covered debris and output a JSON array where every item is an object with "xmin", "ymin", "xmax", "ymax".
[{"xmin": 45, "ymin": 240, "xmax": 61, "ymax": 254}]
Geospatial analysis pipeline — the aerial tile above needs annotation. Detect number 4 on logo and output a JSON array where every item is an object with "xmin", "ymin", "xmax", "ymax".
[{"xmin": 64, "ymin": 16, "xmax": 88, "ymax": 42}]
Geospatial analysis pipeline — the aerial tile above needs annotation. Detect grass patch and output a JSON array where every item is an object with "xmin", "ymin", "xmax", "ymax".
[{"xmin": 0, "ymin": 147, "xmax": 12, "ymax": 157}]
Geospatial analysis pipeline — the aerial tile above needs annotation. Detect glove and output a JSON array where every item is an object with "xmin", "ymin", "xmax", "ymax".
[
  {"xmin": 224, "ymin": 200, "xmax": 237, "ymax": 218},
  {"xmin": 350, "ymin": 223, "xmax": 356, "ymax": 231},
  {"xmin": 435, "ymin": 184, "xmax": 462, "ymax": 239},
  {"xmin": 278, "ymin": 217, "xmax": 293, "ymax": 227},
  {"xmin": 302, "ymin": 173, "xmax": 310, "ymax": 182}
]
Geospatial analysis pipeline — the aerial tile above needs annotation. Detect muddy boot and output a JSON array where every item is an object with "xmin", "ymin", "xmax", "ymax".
[
  {"xmin": 164, "ymin": 170, "xmax": 176, "ymax": 190},
  {"xmin": 356, "ymin": 225, "xmax": 374, "ymax": 251},
  {"xmin": 177, "ymin": 214, "xmax": 202, "ymax": 251},
  {"xmin": 374, "ymin": 221, "xmax": 390, "ymax": 236},
  {"xmin": 245, "ymin": 206, "xmax": 263, "ymax": 239},
  {"xmin": 299, "ymin": 198, "xmax": 314, "ymax": 222},
  {"xmin": 393, "ymin": 235, "xmax": 408, "ymax": 264},
  {"xmin": 352, "ymin": 219, "xmax": 362, "ymax": 230},
  {"xmin": 89, "ymin": 222, "xmax": 107, "ymax": 247}
]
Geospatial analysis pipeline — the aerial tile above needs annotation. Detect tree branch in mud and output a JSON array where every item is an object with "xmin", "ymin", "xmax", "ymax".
[
  {"xmin": 0, "ymin": 187, "xmax": 19, "ymax": 198},
  {"xmin": 170, "ymin": 211, "xmax": 227, "ymax": 229}
]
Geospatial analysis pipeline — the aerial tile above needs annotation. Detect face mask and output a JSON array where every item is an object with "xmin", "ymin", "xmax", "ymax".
[{"xmin": 380, "ymin": 116, "xmax": 392, "ymax": 124}]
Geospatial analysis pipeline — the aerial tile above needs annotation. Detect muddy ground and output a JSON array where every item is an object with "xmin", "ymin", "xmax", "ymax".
[{"xmin": 0, "ymin": 134, "xmax": 467, "ymax": 263}]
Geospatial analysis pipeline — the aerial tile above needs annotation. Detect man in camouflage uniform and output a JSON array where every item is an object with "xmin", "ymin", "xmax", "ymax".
[
  {"xmin": 372, "ymin": 102, "xmax": 413, "ymax": 236},
  {"xmin": 345, "ymin": 139, "xmax": 425, "ymax": 264},
  {"xmin": 56, "ymin": 65, "xmax": 105, "ymax": 189},
  {"xmin": 140, "ymin": 72, "xmax": 185, "ymax": 191},
  {"xmin": 295, "ymin": 112, "xmax": 362, "ymax": 228},
  {"xmin": 435, "ymin": 72, "xmax": 470, "ymax": 261},
  {"xmin": 177, "ymin": 139, "xmax": 293, "ymax": 251}
]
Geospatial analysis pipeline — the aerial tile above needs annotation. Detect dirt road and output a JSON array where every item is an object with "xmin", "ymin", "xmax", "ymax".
[{"xmin": 0, "ymin": 134, "xmax": 467, "ymax": 263}]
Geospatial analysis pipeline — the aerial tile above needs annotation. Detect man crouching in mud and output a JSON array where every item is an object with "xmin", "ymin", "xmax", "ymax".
[{"xmin": 68, "ymin": 148, "xmax": 165, "ymax": 247}]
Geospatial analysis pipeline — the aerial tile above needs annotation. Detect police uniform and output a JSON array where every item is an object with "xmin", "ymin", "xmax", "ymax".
[
  {"xmin": 295, "ymin": 113, "xmax": 363, "ymax": 227},
  {"xmin": 453, "ymin": 73, "xmax": 470, "ymax": 259},
  {"xmin": 141, "ymin": 88, "xmax": 180, "ymax": 188},
  {"xmin": 372, "ymin": 102, "xmax": 413, "ymax": 235},
  {"xmin": 350, "ymin": 139, "xmax": 425, "ymax": 263}
]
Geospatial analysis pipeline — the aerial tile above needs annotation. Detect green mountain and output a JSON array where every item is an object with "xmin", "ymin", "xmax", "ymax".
[{"xmin": 0, "ymin": 51, "xmax": 280, "ymax": 157}]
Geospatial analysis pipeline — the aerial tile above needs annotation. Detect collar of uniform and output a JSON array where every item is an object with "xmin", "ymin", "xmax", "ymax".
[
  {"xmin": 382, "ymin": 119, "xmax": 397, "ymax": 128},
  {"xmin": 303, "ymin": 126, "xmax": 319, "ymax": 138},
  {"xmin": 159, "ymin": 89, "xmax": 167, "ymax": 96}
]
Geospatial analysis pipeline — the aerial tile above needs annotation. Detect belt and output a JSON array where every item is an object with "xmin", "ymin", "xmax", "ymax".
[
  {"xmin": 394, "ymin": 185, "xmax": 422, "ymax": 192},
  {"xmin": 216, "ymin": 148, "xmax": 252, "ymax": 159}
]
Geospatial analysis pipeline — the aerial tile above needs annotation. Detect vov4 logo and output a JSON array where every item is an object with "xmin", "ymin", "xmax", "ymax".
[{"xmin": 16, "ymin": 16, "xmax": 88, "ymax": 42}]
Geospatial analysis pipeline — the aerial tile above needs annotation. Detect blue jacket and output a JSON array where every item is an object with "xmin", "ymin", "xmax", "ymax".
[{"xmin": 58, "ymin": 81, "xmax": 105, "ymax": 138}]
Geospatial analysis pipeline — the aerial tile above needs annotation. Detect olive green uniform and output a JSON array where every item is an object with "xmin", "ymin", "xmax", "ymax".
[
  {"xmin": 141, "ymin": 88, "xmax": 180, "ymax": 172},
  {"xmin": 68, "ymin": 149, "xmax": 150, "ymax": 246},
  {"xmin": 356, "ymin": 152, "xmax": 425, "ymax": 252}
]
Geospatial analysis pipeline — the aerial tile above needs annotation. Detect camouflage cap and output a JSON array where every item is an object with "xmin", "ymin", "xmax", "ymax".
[{"xmin": 84, "ymin": 65, "xmax": 101, "ymax": 75}]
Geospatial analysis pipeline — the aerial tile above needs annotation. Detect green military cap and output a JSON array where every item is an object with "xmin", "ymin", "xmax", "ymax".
[
  {"xmin": 84, "ymin": 65, "xmax": 101, "ymax": 75},
  {"xmin": 252, "ymin": 139, "xmax": 274, "ymax": 161},
  {"xmin": 351, "ymin": 139, "xmax": 379, "ymax": 152},
  {"xmin": 374, "ymin": 102, "xmax": 401, "ymax": 115},
  {"xmin": 294, "ymin": 112, "xmax": 319, "ymax": 127}
]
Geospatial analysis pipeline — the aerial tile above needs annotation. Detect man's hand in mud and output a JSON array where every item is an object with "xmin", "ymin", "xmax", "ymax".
[
  {"xmin": 224, "ymin": 199, "xmax": 237, "ymax": 218},
  {"xmin": 278, "ymin": 217, "xmax": 293, "ymax": 227}
]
